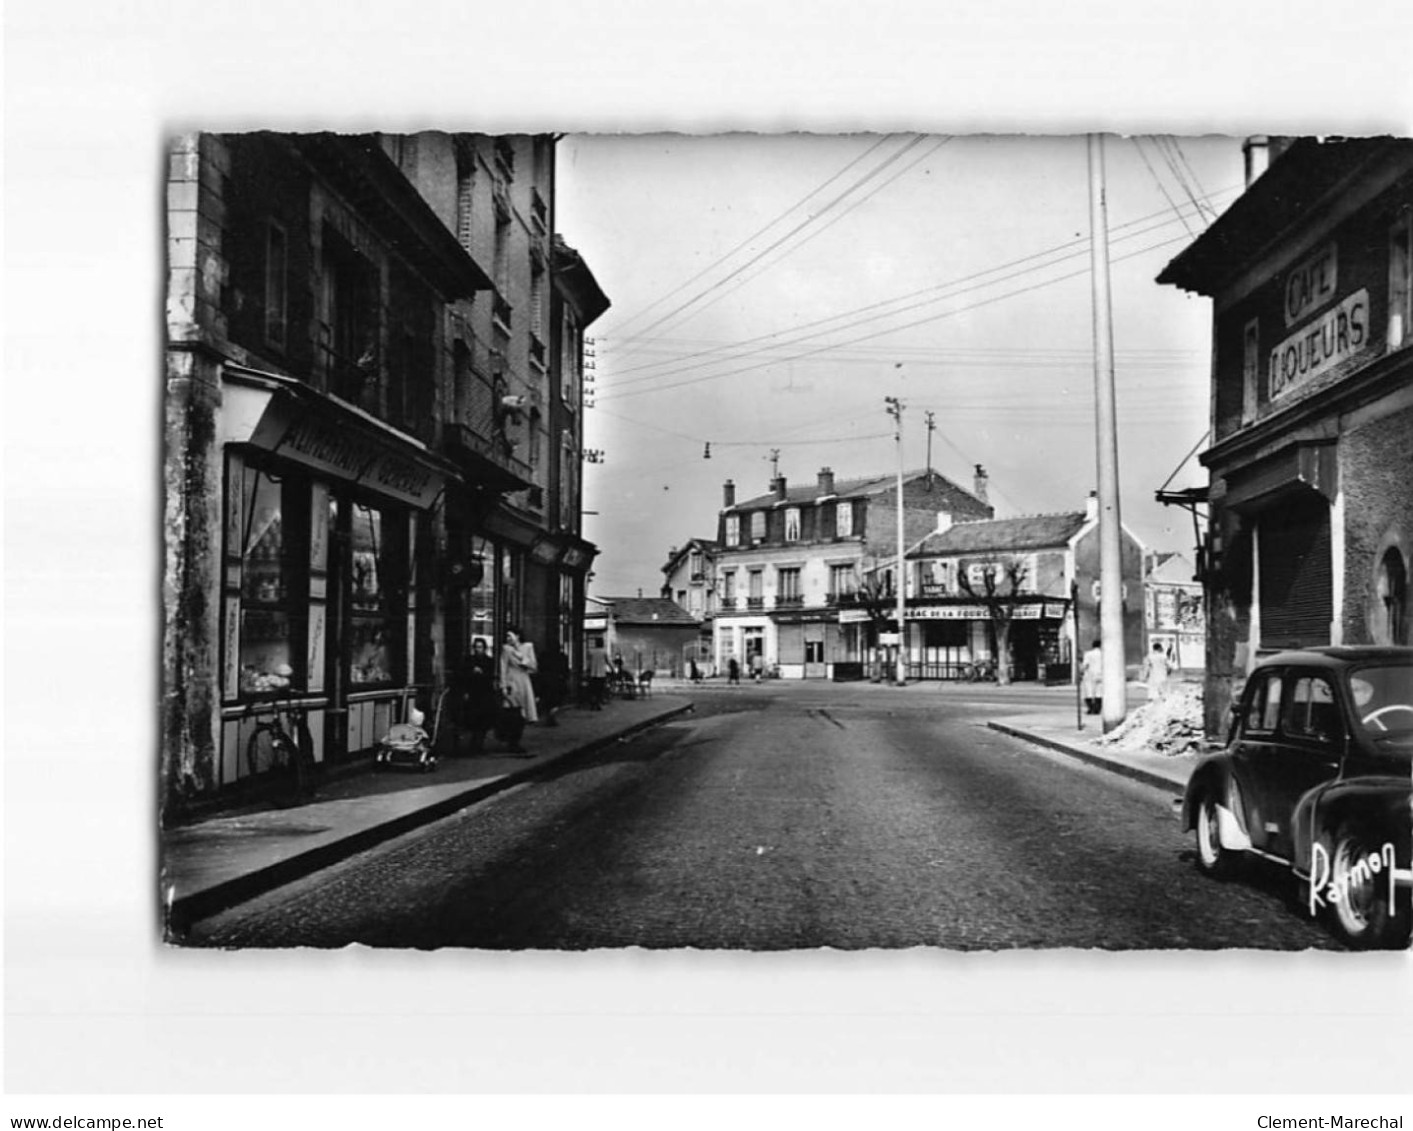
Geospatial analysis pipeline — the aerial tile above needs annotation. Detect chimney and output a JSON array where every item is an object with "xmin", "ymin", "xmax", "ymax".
[
  {"xmin": 817, "ymin": 467, "xmax": 835, "ymax": 496},
  {"xmin": 723, "ymin": 479, "xmax": 736, "ymax": 508},
  {"xmin": 1085, "ymin": 490, "xmax": 1099, "ymax": 523},
  {"xmin": 935, "ymin": 511, "xmax": 953, "ymax": 534},
  {"xmin": 972, "ymin": 464, "xmax": 989, "ymax": 505},
  {"xmin": 772, "ymin": 475, "xmax": 788, "ymax": 502}
]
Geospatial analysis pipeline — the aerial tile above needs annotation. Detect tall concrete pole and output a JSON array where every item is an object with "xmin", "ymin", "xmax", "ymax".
[
  {"xmin": 885, "ymin": 396, "xmax": 907, "ymax": 686},
  {"xmin": 1088, "ymin": 134, "xmax": 1127, "ymax": 731}
]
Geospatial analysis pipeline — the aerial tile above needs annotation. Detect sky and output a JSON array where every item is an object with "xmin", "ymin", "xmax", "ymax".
[{"xmin": 556, "ymin": 133, "xmax": 1246, "ymax": 597}]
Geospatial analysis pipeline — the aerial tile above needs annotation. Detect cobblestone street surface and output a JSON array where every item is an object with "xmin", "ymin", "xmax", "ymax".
[{"xmin": 187, "ymin": 683, "xmax": 1339, "ymax": 950}]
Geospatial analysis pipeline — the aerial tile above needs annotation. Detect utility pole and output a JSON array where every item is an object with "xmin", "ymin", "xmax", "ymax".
[
  {"xmin": 924, "ymin": 410, "xmax": 936, "ymax": 489},
  {"xmin": 1088, "ymin": 133, "xmax": 1127, "ymax": 732},
  {"xmin": 884, "ymin": 396, "xmax": 907, "ymax": 686}
]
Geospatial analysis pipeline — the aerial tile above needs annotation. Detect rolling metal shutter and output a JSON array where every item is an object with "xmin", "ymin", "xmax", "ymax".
[{"xmin": 1259, "ymin": 492, "xmax": 1332, "ymax": 649}]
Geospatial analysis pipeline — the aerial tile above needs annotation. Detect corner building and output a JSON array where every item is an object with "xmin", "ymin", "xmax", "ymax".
[
  {"xmin": 162, "ymin": 132, "xmax": 607, "ymax": 812},
  {"xmin": 1158, "ymin": 137, "xmax": 1413, "ymax": 736}
]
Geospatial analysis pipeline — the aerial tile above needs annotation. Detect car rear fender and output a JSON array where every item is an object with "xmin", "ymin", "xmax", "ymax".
[
  {"xmin": 1182, "ymin": 761, "xmax": 1252, "ymax": 850},
  {"xmin": 1294, "ymin": 778, "xmax": 1412, "ymax": 877}
]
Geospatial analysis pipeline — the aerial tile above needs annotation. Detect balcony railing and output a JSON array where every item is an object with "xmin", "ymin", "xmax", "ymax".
[
  {"xmin": 775, "ymin": 594, "xmax": 804, "ymax": 608},
  {"xmin": 746, "ymin": 596, "xmax": 765, "ymax": 610},
  {"xmin": 529, "ymin": 334, "xmax": 546, "ymax": 370}
]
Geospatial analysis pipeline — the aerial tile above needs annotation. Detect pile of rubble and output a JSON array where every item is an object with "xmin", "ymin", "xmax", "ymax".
[{"xmin": 1096, "ymin": 682, "xmax": 1206, "ymax": 756}]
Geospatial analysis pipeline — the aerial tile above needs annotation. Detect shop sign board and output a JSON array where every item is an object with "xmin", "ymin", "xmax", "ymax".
[
  {"xmin": 1268, "ymin": 288, "xmax": 1369, "ymax": 401},
  {"xmin": 249, "ymin": 399, "xmax": 445, "ymax": 508},
  {"xmin": 1283, "ymin": 242, "xmax": 1338, "ymax": 327}
]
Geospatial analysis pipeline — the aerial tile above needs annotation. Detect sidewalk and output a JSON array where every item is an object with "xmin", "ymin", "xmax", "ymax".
[
  {"xmin": 987, "ymin": 708, "xmax": 1200, "ymax": 796},
  {"xmin": 161, "ymin": 693, "xmax": 693, "ymax": 933}
]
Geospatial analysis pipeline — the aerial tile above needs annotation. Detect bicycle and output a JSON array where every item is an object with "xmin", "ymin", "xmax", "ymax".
[
  {"xmin": 962, "ymin": 658, "xmax": 997, "ymax": 683},
  {"xmin": 243, "ymin": 686, "xmax": 317, "ymax": 807}
]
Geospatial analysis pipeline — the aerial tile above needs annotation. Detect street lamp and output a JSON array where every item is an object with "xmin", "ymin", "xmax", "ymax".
[{"xmin": 884, "ymin": 396, "xmax": 907, "ymax": 686}]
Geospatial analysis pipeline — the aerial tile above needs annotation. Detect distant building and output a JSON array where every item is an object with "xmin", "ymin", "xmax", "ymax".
[
  {"xmin": 904, "ymin": 492, "xmax": 1146, "ymax": 682},
  {"xmin": 661, "ymin": 538, "xmax": 720, "ymax": 619},
  {"xmin": 711, "ymin": 465, "xmax": 994, "ymax": 678},
  {"xmin": 1158, "ymin": 136, "xmax": 1413, "ymax": 735},
  {"xmin": 1144, "ymin": 551, "xmax": 1205, "ymax": 672},
  {"xmin": 585, "ymin": 595, "xmax": 701, "ymax": 677}
]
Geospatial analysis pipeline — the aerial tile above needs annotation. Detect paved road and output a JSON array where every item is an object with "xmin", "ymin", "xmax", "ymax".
[{"xmin": 187, "ymin": 683, "xmax": 1339, "ymax": 950}]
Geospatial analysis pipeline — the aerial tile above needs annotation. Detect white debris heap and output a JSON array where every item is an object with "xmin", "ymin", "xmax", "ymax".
[{"xmin": 1096, "ymin": 681, "xmax": 1206, "ymax": 756}]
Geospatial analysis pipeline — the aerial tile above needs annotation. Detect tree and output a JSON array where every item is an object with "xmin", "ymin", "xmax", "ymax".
[
  {"xmin": 957, "ymin": 556, "xmax": 1029, "ymax": 686},
  {"xmin": 843, "ymin": 558, "xmax": 899, "ymax": 680}
]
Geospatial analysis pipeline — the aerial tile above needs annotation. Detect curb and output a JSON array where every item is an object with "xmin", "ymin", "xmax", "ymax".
[
  {"xmin": 165, "ymin": 702, "xmax": 695, "ymax": 935},
  {"xmin": 986, "ymin": 720, "xmax": 1188, "ymax": 797}
]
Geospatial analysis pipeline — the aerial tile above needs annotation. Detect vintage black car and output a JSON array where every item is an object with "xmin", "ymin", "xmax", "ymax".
[{"xmin": 1181, "ymin": 646, "xmax": 1412, "ymax": 948}]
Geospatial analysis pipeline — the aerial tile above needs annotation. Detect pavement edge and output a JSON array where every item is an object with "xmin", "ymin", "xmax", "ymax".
[
  {"xmin": 165, "ymin": 701, "xmax": 696, "ymax": 937},
  {"xmin": 986, "ymin": 720, "xmax": 1187, "ymax": 797}
]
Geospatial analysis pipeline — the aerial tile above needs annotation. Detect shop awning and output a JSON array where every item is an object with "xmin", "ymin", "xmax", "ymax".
[
  {"xmin": 222, "ymin": 365, "xmax": 457, "ymax": 509},
  {"xmin": 1222, "ymin": 440, "xmax": 1338, "ymax": 511}
]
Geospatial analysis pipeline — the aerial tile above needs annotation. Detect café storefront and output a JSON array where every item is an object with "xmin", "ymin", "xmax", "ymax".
[
  {"xmin": 217, "ymin": 365, "xmax": 455, "ymax": 785},
  {"xmin": 839, "ymin": 596, "xmax": 1073, "ymax": 681}
]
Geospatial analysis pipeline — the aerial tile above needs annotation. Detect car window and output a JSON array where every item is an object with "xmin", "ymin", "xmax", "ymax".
[
  {"xmin": 1281, "ymin": 676, "xmax": 1339, "ymax": 743},
  {"xmin": 1349, "ymin": 662, "xmax": 1413, "ymax": 737},
  {"xmin": 1244, "ymin": 672, "xmax": 1283, "ymax": 736}
]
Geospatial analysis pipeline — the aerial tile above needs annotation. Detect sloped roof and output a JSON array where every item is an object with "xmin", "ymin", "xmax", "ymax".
[
  {"xmin": 595, "ymin": 596, "xmax": 700, "ymax": 626},
  {"xmin": 661, "ymin": 537, "xmax": 719, "ymax": 574},
  {"xmin": 733, "ymin": 469, "xmax": 979, "ymax": 510},
  {"xmin": 1157, "ymin": 137, "xmax": 1413, "ymax": 296},
  {"xmin": 908, "ymin": 512, "xmax": 1088, "ymax": 557}
]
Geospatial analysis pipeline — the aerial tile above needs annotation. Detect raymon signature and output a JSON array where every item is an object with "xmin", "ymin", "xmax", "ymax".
[{"xmin": 1307, "ymin": 840, "xmax": 1398, "ymax": 917}]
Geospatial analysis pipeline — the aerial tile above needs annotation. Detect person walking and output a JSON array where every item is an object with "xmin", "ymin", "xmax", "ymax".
[
  {"xmin": 586, "ymin": 637, "xmax": 610, "ymax": 709},
  {"xmin": 453, "ymin": 637, "xmax": 498, "ymax": 755},
  {"xmin": 727, "ymin": 656, "xmax": 741, "ymax": 686},
  {"xmin": 1080, "ymin": 639, "xmax": 1103, "ymax": 716},
  {"xmin": 498, "ymin": 627, "xmax": 539, "ymax": 751},
  {"xmin": 1140, "ymin": 641, "xmax": 1172, "ymax": 702},
  {"xmin": 540, "ymin": 645, "xmax": 570, "ymax": 726},
  {"xmin": 750, "ymin": 651, "xmax": 764, "ymax": 682}
]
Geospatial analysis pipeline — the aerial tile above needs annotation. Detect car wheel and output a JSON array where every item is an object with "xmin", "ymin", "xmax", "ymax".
[
  {"xmin": 1194, "ymin": 790, "xmax": 1235, "ymax": 878},
  {"xmin": 1326, "ymin": 825, "xmax": 1410, "ymax": 950}
]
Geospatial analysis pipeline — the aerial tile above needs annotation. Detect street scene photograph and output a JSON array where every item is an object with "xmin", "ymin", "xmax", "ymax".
[{"xmin": 158, "ymin": 130, "xmax": 1413, "ymax": 952}]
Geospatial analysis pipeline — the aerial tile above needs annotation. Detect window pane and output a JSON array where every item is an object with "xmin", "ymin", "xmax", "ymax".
[
  {"xmin": 349, "ymin": 503, "xmax": 393, "ymax": 685},
  {"xmin": 238, "ymin": 467, "xmax": 294, "ymax": 694}
]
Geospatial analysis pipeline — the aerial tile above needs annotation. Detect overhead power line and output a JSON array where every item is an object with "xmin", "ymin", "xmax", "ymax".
[
  {"xmin": 597, "ymin": 186, "xmax": 1238, "ymax": 392},
  {"xmin": 615, "ymin": 135, "xmax": 932, "ymax": 348},
  {"xmin": 599, "ymin": 227, "xmax": 1202, "ymax": 403},
  {"xmin": 606, "ymin": 134, "xmax": 904, "ymax": 336}
]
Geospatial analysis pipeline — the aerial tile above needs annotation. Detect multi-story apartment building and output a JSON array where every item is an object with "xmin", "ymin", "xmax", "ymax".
[
  {"xmin": 162, "ymin": 131, "xmax": 606, "ymax": 812},
  {"xmin": 711, "ymin": 465, "xmax": 993, "ymax": 678},
  {"xmin": 903, "ymin": 493, "xmax": 1146, "ymax": 682},
  {"xmin": 1158, "ymin": 136, "xmax": 1413, "ymax": 736},
  {"xmin": 661, "ymin": 538, "xmax": 718, "ymax": 672}
]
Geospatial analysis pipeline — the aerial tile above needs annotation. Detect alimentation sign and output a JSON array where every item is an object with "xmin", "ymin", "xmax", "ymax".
[{"xmin": 1268, "ymin": 287, "xmax": 1369, "ymax": 401}]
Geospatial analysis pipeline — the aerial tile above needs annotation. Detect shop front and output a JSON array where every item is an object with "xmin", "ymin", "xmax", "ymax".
[
  {"xmin": 217, "ymin": 366, "xmax": 454, "ymax": 785},
  {"xmin": 840, "ymin": 599, "xmax": 1072, "ymax": 681}
]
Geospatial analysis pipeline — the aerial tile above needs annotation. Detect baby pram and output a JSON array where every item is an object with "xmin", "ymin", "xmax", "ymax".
[{"xmin": 374, "ymin": 687, "xmax": 448, "ymax": 772}]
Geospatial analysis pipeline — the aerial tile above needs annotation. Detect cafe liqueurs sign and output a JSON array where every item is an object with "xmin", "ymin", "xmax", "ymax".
[{"xmin": 1269, "ymin": 242, "xmax": 1369, "ymax": 401}]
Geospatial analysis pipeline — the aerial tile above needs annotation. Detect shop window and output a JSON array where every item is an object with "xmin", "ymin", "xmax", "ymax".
[
  {"xmin": 348, "ymin": 502, "xmax": 404, "ymax": 687},
  {"xmin": 236, "ymin": 465, "xmax": 301, "ymax": 695}
]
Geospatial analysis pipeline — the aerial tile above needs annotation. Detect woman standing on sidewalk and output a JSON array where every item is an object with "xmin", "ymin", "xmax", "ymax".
[
  {"xmin": 499, "ymin": 627, "xmax": 539, "ymax": 751},
  {"xmin": 1080, "ymin": 639, "xmax": 1103, "ymax": 716}
]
